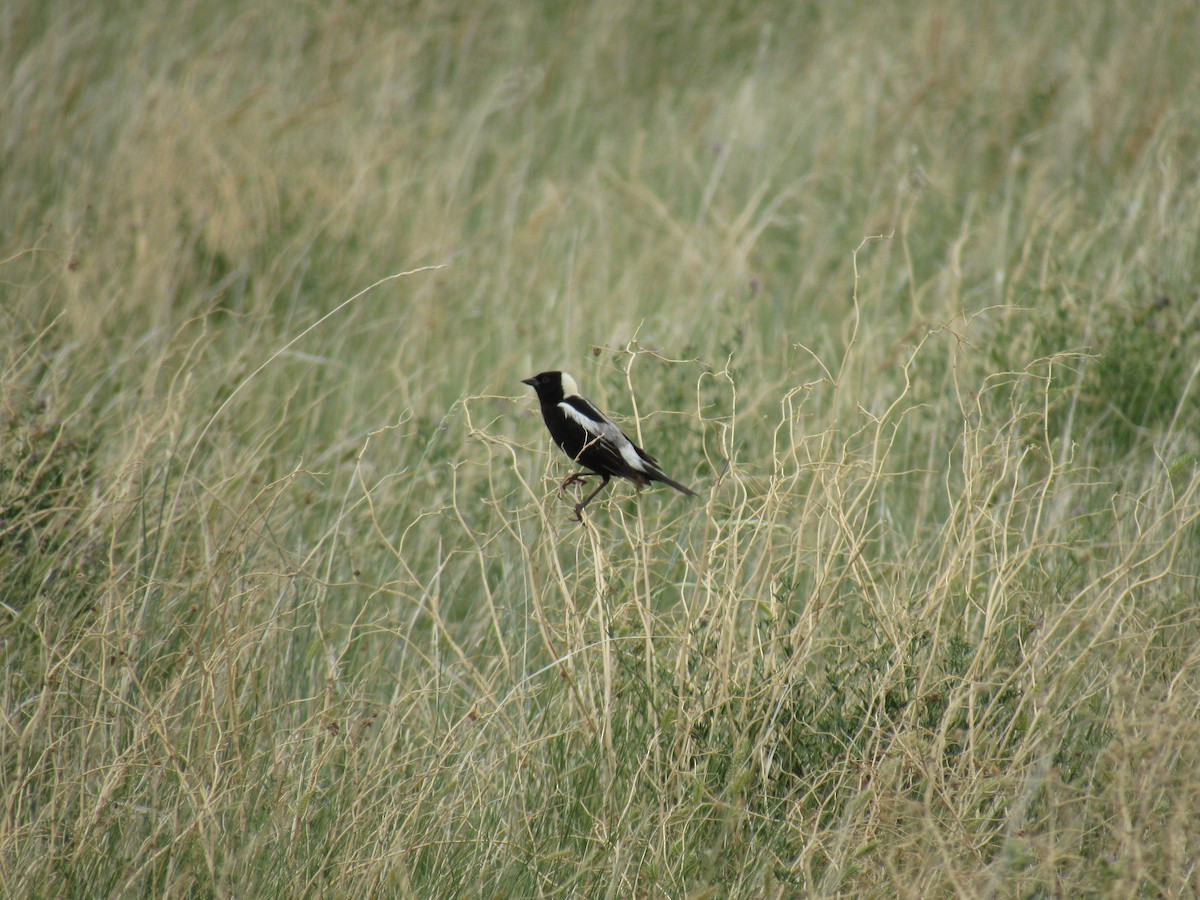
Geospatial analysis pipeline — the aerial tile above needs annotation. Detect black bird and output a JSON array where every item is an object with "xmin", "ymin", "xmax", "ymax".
[{"xmin": 522, "ymin": 371, "xmax": 696, "ymax": 520}]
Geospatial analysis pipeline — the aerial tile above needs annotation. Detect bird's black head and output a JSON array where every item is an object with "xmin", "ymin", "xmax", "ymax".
[{"xmin": 522, "ymin": 371, "xmax": 579, "ymax": 403}]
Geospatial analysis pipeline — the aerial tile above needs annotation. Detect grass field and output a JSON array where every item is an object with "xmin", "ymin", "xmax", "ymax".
[{"xmin": 4, "ymin": 1, "xmax": 1200, "ymax": 895}]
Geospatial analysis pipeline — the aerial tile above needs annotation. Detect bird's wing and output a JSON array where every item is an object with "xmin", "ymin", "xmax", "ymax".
[{"xmin": 558, "ymin": 396, "xmax": 652, "ymax": 475}]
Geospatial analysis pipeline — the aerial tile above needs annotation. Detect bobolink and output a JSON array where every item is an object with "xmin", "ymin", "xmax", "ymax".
[{"xmin": 522, "ymin": 370, "xmax": 696, "ymax": 520}]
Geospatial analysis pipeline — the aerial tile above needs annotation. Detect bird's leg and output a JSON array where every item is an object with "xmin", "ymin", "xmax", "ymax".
[
  {"xmin": 573, "ymin": 475, "xmax": 611, "ymax": 522},
  {"xmin": 558, "ymin": 471, "xmax": 592, "ymax": 498}
]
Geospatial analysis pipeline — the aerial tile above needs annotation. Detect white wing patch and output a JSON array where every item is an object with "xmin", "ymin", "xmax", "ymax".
[
  {"xmin": 558, "ymin": 400, "xmax": 651, "ymax": 473},
  {"xmin": 617, "ymin": 440, "xmax": 651, "ymax": 473}
]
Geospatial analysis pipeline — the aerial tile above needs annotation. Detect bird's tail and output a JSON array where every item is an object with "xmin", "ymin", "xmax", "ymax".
[{"xmin": 653, "ymin": 472, "xmax": 697, "ymax": 497}]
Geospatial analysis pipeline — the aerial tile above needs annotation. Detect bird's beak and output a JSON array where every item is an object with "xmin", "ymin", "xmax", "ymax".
[{"xmin": 521, "ymin": 376, "xmax": 537, "ymax": 387}]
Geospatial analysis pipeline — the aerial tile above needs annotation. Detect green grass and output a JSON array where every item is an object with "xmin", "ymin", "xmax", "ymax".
[{"xmin": 4, "ymin": 0, "xmax": 1200, "ymax": 895}]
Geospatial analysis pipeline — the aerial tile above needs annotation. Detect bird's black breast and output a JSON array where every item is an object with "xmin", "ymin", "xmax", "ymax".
[{"xmin": 541, "ymin": 400, "xmax": 588, "ymax": 459}]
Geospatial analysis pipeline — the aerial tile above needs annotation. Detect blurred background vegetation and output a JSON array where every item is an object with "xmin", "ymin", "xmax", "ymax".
[{"xmin": 3, "ymin": 1, "xmax": 1200, "ymax": 895}]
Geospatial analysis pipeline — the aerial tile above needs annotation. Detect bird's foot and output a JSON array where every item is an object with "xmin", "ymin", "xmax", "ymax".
[{"xmin": 559, "ymin": 472, "xmax": 590, "ymax": 495}]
